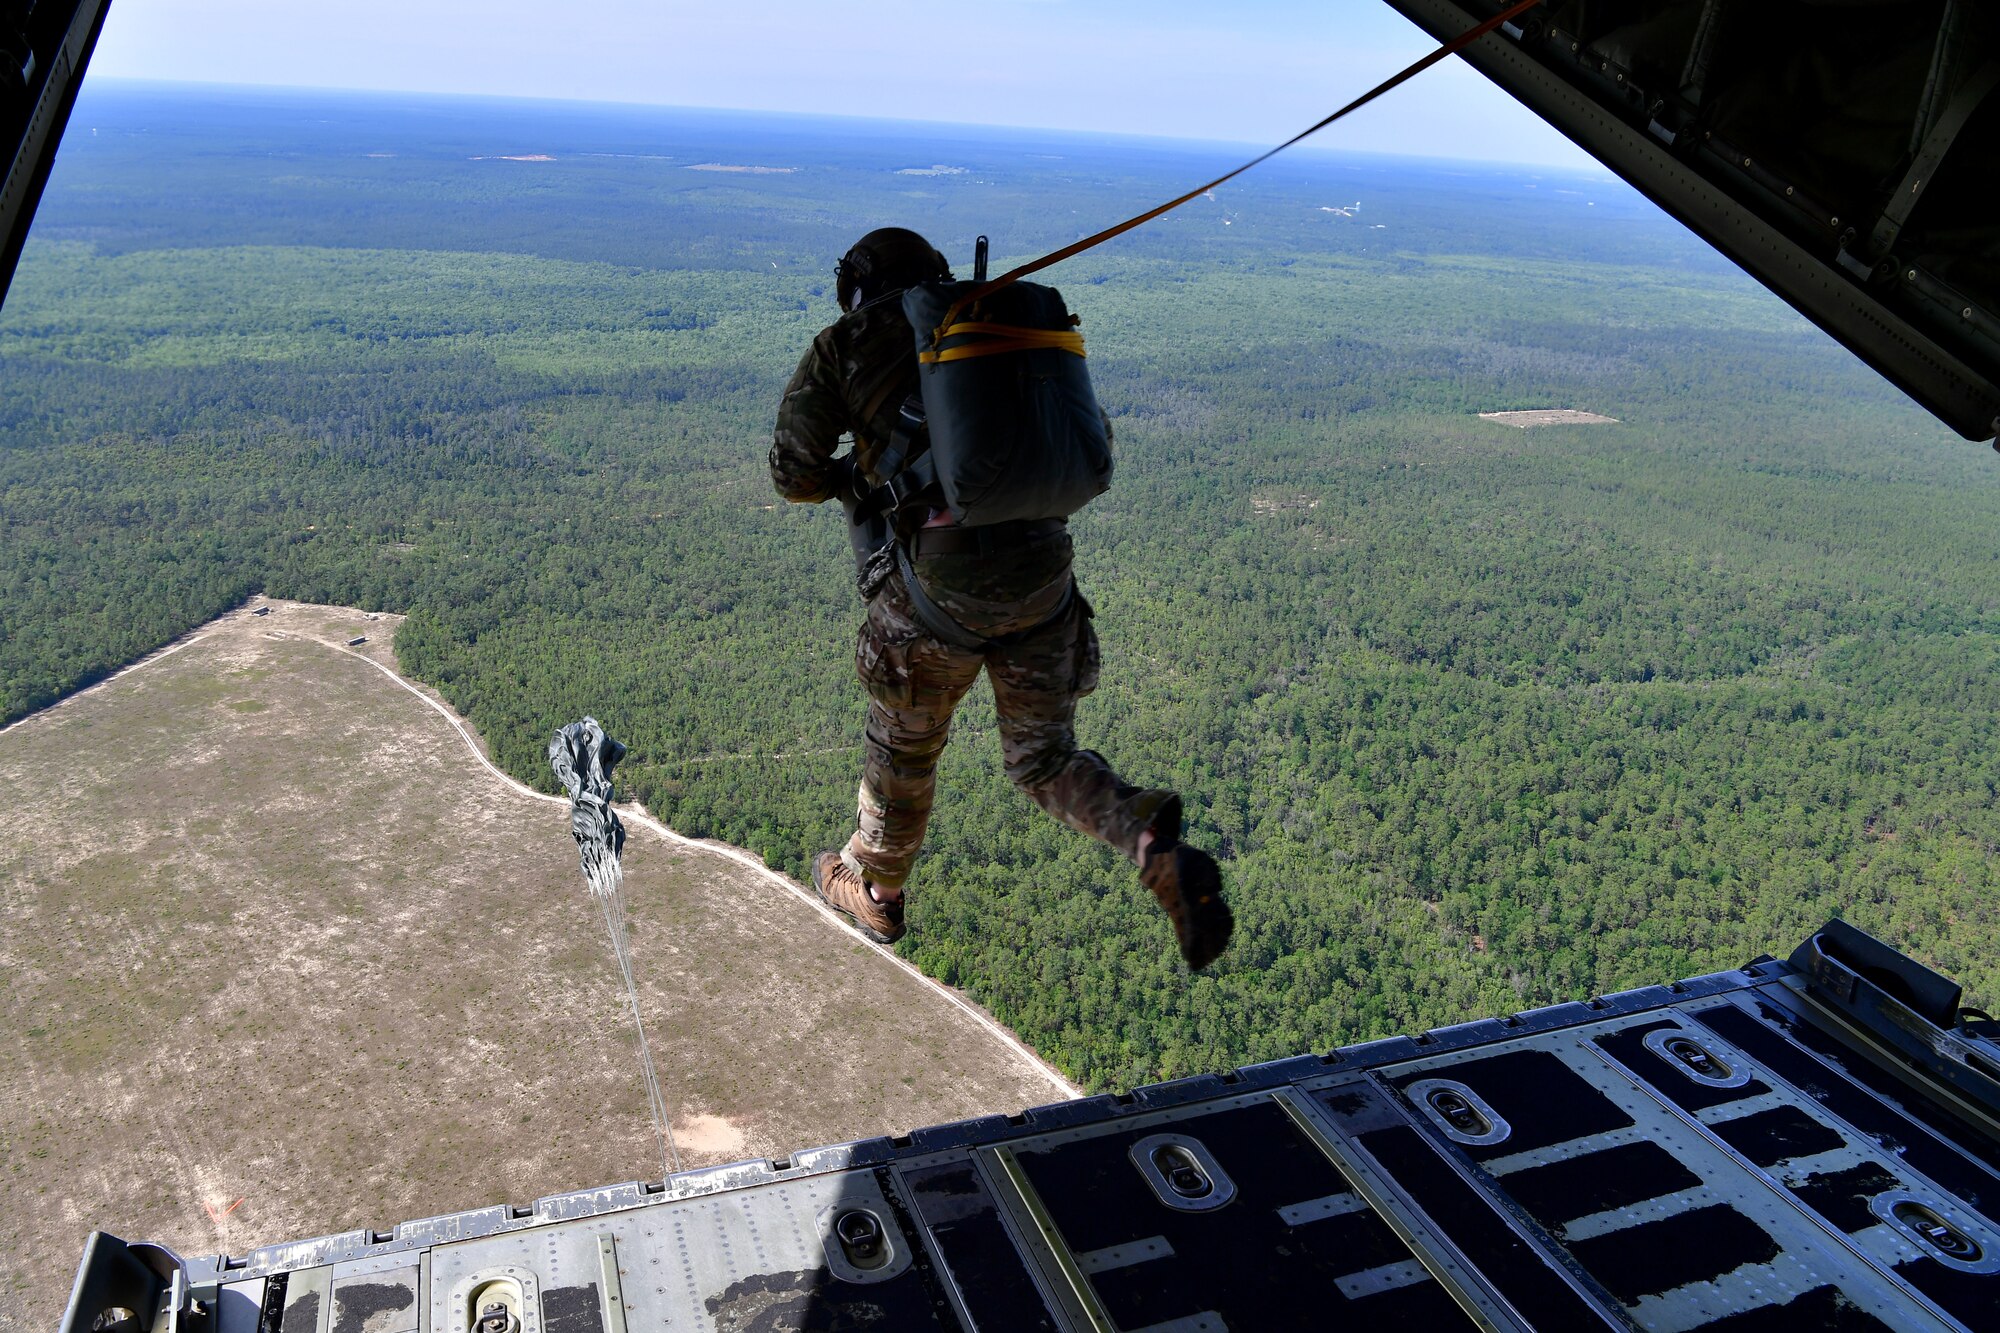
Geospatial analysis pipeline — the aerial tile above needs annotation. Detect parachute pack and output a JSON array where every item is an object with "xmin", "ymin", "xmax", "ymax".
[{"xmin": 897, "ymin": 278, "xmax": 1112, "ymax": 528}]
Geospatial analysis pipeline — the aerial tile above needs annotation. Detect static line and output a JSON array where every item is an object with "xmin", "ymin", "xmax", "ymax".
[{"xmin": 300, "ymin": 617, "xmax": 1083, "ymax": 1104}]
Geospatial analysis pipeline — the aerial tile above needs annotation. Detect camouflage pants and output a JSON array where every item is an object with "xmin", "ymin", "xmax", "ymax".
[{"xmin": 842, "ymin": 569, "xmax": 1152, "ymax": 889}]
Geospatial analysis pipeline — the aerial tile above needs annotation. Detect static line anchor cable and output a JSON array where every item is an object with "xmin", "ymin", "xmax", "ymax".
[
  {"xmin": 933, "ymin": 0, "xmax": 1546, "ymax": 341},
  {"xmin": 551, "ymin": 717, "xmax": 682, "ymax": 1181}
]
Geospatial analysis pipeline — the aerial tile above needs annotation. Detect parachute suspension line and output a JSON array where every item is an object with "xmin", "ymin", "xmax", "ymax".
[
  {"xmin": 551, "ymin": 719, "xmax": 683, "ymax": 1184},
  {"xmin": 585, "ymin": 846, "xmax": 683, "ymax": 1182},
  {"xmin": 933, "ymin": 0, "xmax": 1546, "ymax": 342}
]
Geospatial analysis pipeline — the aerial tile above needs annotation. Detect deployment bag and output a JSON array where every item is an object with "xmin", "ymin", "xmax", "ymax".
[{"xmin": 900, "ymin": 280, "xmax": 1112, "ymax": 528}]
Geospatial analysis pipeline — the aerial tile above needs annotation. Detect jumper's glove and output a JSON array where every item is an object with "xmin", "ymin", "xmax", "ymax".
[
  {"xmin": 831, "ymin": 452, "xmax": 875, "ymax": 504},
  {"xmin": 821, "ymin": 454, "xmax": 854, "ymax": 503},
  {"xmin": 858, "ymin": 540, "xmax": 897, "ymax": 601}
]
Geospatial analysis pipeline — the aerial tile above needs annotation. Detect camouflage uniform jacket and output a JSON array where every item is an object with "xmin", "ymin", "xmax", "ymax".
[
  {"xmin": 771, "ymin": 295, "xmax": 920, "ymax": 505},
  {"xmin": 771, "ymin": 296, "xmax": 1075, "ymax": 627}
]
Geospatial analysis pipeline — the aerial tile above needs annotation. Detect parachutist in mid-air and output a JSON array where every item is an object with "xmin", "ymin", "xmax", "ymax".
[{"xmin": 769, "ymin": 227, "xmax": 1232, "ymax": 970}]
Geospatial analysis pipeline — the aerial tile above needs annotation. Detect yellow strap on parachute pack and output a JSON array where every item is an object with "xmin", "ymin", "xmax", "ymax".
[
  {"xmin": 918, "ymin": 320, "xmax": 1086, "ymax": 365},
  {"xmin": 927, "ymin": 0, "xmax": 1546, "ymax": 349}
]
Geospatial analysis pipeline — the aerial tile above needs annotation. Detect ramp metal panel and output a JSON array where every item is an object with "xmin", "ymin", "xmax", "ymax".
[{"xmin": 62, "ymin": 945, "xmax": 2000, "ymax": 1331}]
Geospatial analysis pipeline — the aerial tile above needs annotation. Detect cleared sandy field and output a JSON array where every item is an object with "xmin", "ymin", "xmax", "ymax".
[
  {"xmin": 1476, "ymin": 408, "xmax": 1621, "ymax": 428},
  {"xmin": 0, "ymin": 601, "xmax": 1071, "ymax": 1329}
]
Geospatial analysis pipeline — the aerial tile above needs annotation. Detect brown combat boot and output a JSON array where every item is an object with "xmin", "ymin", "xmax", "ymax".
[
  {"xmin": 1135, "ymin": 794, "xmax": 1233, "ymax": 971},
  {"xmin": 812, "ymin": 851, "xmax": 906, "ymax": 945}
]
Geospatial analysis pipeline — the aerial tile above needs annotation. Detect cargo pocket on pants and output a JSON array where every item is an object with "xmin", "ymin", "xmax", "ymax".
[
  {"xmin": 857, "ymin": 624, "xmax": 919, "ymax": 709},
  {"xmin": 1074, "ymin": 595, "xmax": 1100, "ymax": 698}
]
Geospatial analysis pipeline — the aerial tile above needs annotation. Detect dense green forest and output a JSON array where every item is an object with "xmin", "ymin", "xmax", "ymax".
[{"xmin": 4, "ymin": 85, "xmax": 1995, "ymax": 1090}]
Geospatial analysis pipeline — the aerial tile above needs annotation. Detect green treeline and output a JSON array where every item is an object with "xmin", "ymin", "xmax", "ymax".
[{"xmin": 4, "ymin": 89, "xmax": 1995, "ymax": 1091}]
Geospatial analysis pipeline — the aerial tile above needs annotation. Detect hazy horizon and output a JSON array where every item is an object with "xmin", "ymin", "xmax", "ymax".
[
  {"xmin": 77, "ymin": 75, "xmax": 1621, "ymax": 182},
  {"xmin": 87, "ymin": 0, "xmax": 1602, "ymax": 170}
]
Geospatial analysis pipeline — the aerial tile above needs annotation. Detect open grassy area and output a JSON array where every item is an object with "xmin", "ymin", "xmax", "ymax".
[{"xmin": 0, "ymin": 601, "xmax": 1065, "ymax": 1330}]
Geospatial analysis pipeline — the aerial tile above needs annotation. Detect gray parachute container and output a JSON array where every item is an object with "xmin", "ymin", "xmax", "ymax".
[{"xmin": 902, "ymin": 279, "xmax": 1113, "ymax": 527}]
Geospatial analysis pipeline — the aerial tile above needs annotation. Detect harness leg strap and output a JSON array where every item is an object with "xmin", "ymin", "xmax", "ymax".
[{"xmin": 891, "ymin": 540, "xmax": 1075, "ymax": 653}]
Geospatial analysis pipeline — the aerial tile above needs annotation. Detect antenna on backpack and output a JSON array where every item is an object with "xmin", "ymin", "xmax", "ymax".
[{"xmin": 973, "ymin": 235, "xmax": 988, "ymax": 283}]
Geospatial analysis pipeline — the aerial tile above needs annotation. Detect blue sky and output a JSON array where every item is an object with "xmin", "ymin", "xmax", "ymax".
[{"xmin": 91, "ymin": 0, "xmax": 1600, "ymax": 169}]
